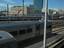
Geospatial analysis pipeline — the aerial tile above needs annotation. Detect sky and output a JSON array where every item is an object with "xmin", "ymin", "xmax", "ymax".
[
  {"xmin": 48, "ymin": 0, "xmax": 64, "ymax": 9},
  {"xmin": 0, "ymin": 0, "xmax": 33, "ymax": 10},
  {"xmin": 0, "ymin": 0, "xmax": 64, "ymax": 10}
]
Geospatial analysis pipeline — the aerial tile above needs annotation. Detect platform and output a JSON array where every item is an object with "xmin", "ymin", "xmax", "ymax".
[{"xmin": 25, "ymin": 34, "xmax": 64, "ymax": 48}]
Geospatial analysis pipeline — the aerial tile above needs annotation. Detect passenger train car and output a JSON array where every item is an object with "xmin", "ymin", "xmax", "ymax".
[
  {"xmin": 0, "ymin": 21, "xmax": 51, "ymax": 42},
  {"xmin": 0, "ymin": 31, "xmax": 17, "ymax": 48}
]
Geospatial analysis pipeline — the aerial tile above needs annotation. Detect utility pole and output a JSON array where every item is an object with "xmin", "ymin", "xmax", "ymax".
[
  {"xmin": 23, "ymin": 0, "xmax": 24, "ymax": 16},
  {"xmin": 43, "ymin": 0, "xmax": 48, "ymax": 48},
  {"xmin": 7, "ymin": 4, "xmax": 10, "ymax": 23},
  {"xmin": 7, "ymin": 4, "xmax": 9, "ymax": 16}
]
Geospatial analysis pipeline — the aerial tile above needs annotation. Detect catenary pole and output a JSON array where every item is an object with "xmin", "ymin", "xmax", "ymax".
[
  {"xmin": 23, "ymin": 0, "xmax": 24, "ymax": 16},
  {"xmin": 43, "ymin": 0, "xmax": 48, "ymax": 48}
]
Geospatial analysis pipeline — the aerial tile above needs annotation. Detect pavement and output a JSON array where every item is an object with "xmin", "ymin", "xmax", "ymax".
[{"xmin": 25, "ymin": 41, "xmax": 43, "ymax": 48}]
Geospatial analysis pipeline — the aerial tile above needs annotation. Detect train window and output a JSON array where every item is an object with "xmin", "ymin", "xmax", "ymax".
[
  {"xmin": 36, "ymin": 24, "xmax": 40, "ymax": 31},
  {"xmin": 0, "ymin": 42, "xmax": 17, "ymax": 48},
  {"xmin": 19, "ymin": 30, "xmax": 26, "ymax": 34},
  {"xmin": 0, "ymin": 44, "xmax": 8, "ymax": 48},
  {"xmin": 47, "ymin": 25, "xmax": 51, "ymax": 28},
  {"xmin": 24, "ymin": 19, "xmax": 28, "ymax": 21},
  {"xmin": 27, "ymin": 28, "xmax": 32, "ymax": 33},
  {"xmin": 30, "ymin": 19, "xmax": 33, "ymax": 21},
  {"xmin": 9, "ymin": 31, "xmax": 17, "ymax": 36},
  {"xmin": 36, "ymin": 19, "xmax": 39, "ymax": 20}
]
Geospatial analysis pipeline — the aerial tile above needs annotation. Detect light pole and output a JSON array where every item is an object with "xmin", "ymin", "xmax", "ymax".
[{"xmin": 43, "ymin": 0, "xmax": 48, "ymax": 48}]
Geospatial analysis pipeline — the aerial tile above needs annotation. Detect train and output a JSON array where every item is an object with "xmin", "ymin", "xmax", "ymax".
[
  {"xmin": 0, "ymin": 21, "xmax": 51, "ymax": 42},
  {"xmin": 0, "ymin": 31, "xmax": 17, "ymax": 48}
]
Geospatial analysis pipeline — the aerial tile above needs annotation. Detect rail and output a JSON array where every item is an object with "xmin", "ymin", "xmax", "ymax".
[{"xmin": 46, "ymin": 34, "xmax": 64, "ymax": 48}]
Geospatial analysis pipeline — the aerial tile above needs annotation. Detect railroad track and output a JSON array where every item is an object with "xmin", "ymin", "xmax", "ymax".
[
  {"xmin": 52, "ymin": 27, "xmax": 64, "ymax": 33},
  {"xmin": 47, "ymin": 34, "xmax": 64, "ymax": 48}
]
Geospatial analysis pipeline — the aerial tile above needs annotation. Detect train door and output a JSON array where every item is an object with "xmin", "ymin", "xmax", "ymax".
[{"xmin": 32, "ymin": 24, "xmax": 41, "ymax": 36}]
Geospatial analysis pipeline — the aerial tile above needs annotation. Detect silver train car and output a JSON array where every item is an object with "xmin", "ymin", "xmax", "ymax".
[
  {"xmin": 0, "ymin": 31, "xmax": 17, "ymax": 48},
  {"xmin": 0, "ymin": 21, "xmax": 51, "ymax": 42}
]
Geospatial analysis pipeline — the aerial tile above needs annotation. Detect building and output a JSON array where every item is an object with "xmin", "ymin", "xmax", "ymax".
[
  {"xmin": 33, "ymin": 0, "xmax": 43, "ymax": 9},
  {"xmin": 27, "ymin": 5, "xmax": 43, "ymax": 16},
  {"xmin": 27, "ymin": 0, "xmax": 43, "ymax": 16},
  {"xmin": 9, "ymin": 6, "xmax": 28, "ymax": 16}
]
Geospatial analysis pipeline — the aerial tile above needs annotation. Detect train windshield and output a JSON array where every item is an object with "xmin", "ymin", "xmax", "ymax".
[
  {"xmin": 0, "ymin": 42, "xmax": 16, "ymax": 48},
  {"xmin": 0, "ymin": 44, "xmax": 9, "ymax": 48},
  {"xmin": 0, "ymin": 31, "xmax": 17, "ymax": 48}
]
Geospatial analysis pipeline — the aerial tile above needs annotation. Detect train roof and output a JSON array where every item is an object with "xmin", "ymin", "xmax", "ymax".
[
  {"xmin": 0, "ymin": 21, "xmax": 51, "ymax": 32},
  {"xmin": 0, "ymin": 21, "xmax": 43, "ymax": 31}
]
